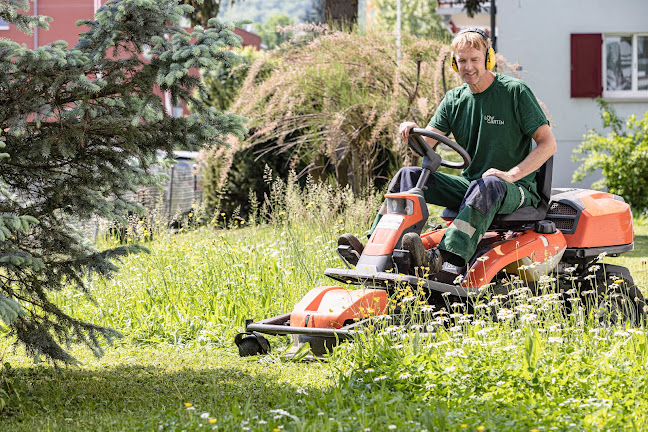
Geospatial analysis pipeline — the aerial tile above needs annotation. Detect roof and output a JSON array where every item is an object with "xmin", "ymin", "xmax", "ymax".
[{"xmin": 233, "ymin": 27, "xmax": 262, "ymax": 49}]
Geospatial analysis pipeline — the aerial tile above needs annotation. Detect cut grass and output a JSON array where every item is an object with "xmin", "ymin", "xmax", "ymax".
[{"xmin": 0, "ymin": 343, "xmax": 332, "ymax": 432}]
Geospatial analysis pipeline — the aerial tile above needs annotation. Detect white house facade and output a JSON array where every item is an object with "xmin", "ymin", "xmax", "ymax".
[{"xmin": 497, "ymin": 0, "xmax": 648, "ymax": 187}]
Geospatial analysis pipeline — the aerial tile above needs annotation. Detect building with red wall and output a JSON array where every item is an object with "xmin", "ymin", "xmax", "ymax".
[
  {"xmin": 0, "ymin": 0, "xmax": 261, "ymax": 49},
  {"xmin": 0, "ymin": 0, "xmax": 260, "ymax": 116}
]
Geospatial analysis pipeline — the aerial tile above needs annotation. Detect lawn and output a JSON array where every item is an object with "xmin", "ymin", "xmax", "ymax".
[
  {"xmin": 0, "ymin": 343, "xmax": 333, "ymax": 431},
  {"xmin": 1, "ymin": 193, "xmax": 647, "ymax": 431}
]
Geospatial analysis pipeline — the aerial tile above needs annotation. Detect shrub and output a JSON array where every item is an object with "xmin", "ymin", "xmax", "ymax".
[
  {"xmin": 197, "ymin": 29, "xmax": 460, "ymax": 221},
  {"xmin": 201, "ymin": 145, "xmax": 300, "ymax": 220},
  {"xmin": 228, "ymin": 30, "xmax": 461, "ymax": 193},
  {"xmin": 200, "ymin": 46, "xmax": 277, "ymax": 112},
  {"xmin": 199, "ymin": 47, "xmax": 282, "ymax": 219},
  {"xmin": 572, "ymin": 101, "xmax": 648, "ymax": 214}
]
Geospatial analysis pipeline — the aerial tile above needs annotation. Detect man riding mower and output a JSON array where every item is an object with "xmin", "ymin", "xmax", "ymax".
[
  {"xmin": 236, "ymin": 127, "xmax": 643, "ymax": 357},
  {"xmin": 234, "ymin": 28, "xmax": 644, "ymax": 358}
]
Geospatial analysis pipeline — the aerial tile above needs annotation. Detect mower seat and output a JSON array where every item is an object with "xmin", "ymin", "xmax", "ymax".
[{"xmin": 440, "ymin": 156, "xmax": 553, "ymax": 230}]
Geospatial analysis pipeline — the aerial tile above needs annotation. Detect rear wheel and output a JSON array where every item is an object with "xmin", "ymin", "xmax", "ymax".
[{"xmin": 574, "ymin": 264, "xmax": 646, "ymax": 326}]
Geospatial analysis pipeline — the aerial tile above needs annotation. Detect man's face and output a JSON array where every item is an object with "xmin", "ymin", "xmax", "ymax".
[{"xmin": 454, "ymin": 44, "xmax": 488, "ymax": 87}]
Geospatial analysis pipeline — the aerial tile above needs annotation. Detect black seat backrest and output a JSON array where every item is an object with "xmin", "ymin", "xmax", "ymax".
[
  {"xmin": 492, "ymin": 156, "xmax": 553, "ymax": 227},
  {"xmin": 440, "ymin": 156, "xmax": 554, "ymax": 228}
]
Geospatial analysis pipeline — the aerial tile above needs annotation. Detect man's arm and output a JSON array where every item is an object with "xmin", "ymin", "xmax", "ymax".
[
  {"xmin": 482, "ymin": 124, "xmax": 557, "ymax": 183},
  {"xmin": 399, "ymin": 122, "xmax": 447, "ymax": 149}
]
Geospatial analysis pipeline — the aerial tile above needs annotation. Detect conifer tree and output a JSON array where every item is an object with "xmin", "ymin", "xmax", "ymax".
[{"xmin": 0, "ymin": 0, "xmax": 246, "ymax": 363}]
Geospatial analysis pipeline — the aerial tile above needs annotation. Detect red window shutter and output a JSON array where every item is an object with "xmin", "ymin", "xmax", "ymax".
[{"xmin": 571, "ymin": 33, "xmax": 602, "ymax": 98}]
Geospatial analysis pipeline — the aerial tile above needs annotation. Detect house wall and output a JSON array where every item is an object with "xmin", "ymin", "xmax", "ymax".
[
  {"xmin": 1, "ymin": 0, "xmax": 260, "ymax": 116},
  {"xmin": 0, "ymin": 0, "xmax": 99, "ymax": 47},
  {"xmin": 0, "ymin": 1, "xmax": 260, "ymax": 50},
  {"xmin": 497, "ymin": 0, "xmax": 648, "ymax": 188}
]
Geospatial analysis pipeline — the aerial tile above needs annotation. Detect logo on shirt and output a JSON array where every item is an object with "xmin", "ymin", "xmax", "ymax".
[{"xmin": 484, "ymin": 114, "xmax": 504, "ymax": 125}]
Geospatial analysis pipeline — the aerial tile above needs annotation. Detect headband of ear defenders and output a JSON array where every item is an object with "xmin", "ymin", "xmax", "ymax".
[{"xmin": 458, "ymin": 27, "xmax": 491, "ymax": 41}]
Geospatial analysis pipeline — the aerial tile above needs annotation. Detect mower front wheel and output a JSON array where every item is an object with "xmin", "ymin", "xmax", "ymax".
[
  {"xmin": 298, "ymin": 335, "xmax": 339, "ymax": 357},
  {"xmin": 234, "ymin": 332, "xmax": 271, "ymax": 357}
]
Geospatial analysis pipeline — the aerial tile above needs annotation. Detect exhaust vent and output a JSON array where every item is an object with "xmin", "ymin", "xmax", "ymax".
[
  {"xmin": 546, "ymin": 200, "xmax": 579, "ymax": 234},
  {"xmin": 548, "ymin": 202, "xmax": 578, "ymax": 216}
]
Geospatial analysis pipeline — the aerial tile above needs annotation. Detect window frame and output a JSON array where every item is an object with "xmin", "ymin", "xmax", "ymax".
[{"xmin": 603, "ymin": 32, "xmax": 648, "ymax": 100}]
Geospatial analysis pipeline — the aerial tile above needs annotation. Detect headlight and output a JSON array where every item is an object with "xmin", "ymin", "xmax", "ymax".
[{"xmin": 386, "ymin": 198, "xmax": 414, "ymax": 215}]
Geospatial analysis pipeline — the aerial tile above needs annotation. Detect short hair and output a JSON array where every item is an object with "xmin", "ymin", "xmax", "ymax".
[{"xmin": 451, "ymin": 30, "xmax": 491, "ymax": 55}]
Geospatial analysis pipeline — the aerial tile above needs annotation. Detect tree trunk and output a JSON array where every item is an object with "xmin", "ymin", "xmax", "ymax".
[
  {"xmin": 335, "ymin": 153, "xmax": 350, "ymax": 188},
  {"xmin": 325, "ymin": 0, "xmax": 358, "ymax": 28}
]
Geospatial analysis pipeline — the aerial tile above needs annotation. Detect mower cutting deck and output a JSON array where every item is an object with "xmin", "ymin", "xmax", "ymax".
[{"xmin": 235, "ymin": 129, "xmax": 645, "ymax": 358}]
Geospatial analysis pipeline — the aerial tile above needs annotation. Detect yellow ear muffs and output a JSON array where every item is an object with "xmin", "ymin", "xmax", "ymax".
[
  {"xmin": 485, "ymin": 47, "xmax": 495, "ymax": 70},
  {"xmin": 450, "ymin": 47, "xmax": 496, "ymax": 73}
]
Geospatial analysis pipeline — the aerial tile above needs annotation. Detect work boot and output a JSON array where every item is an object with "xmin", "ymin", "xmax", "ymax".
[
  {"xmin": 337, "ymin": 233, "xmax": 365, "ymax": 265},
  {"xmin": 402, "ymin": 232, "xmax": 443, "ymax": 275}
]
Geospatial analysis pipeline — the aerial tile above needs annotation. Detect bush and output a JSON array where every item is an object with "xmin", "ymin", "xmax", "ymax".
[
  {"xmin": 200, "ymin": 46, "xmax": 277, "ymax": 112},
  {"xmin": 572, "ymin": 101, "xmax": 648, "ymax": 214},
  {"xmin": 199, "ymin": 47, "xmax": 282, "ymax": 220},
  {"xmin": 201, "ymin": 145, "xmax": 301, "ymax": 220},
  {"xmin": 231, "ymin": 30, "xmax": 459, "ymax": 192}
]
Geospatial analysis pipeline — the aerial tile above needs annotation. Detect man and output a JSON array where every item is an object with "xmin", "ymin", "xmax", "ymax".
[{"xmin": 339, "ymin": 27, "xmax": 557, "ymax": 274}]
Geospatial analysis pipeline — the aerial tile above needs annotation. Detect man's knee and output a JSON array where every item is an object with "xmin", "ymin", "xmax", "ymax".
[
  {"xmin": 389, "ymin": 167, "xmax": 423, "ymax": 193},
  {"xmin": 461, "ymin": 176, "xmax": 507, "ymax": 215}
]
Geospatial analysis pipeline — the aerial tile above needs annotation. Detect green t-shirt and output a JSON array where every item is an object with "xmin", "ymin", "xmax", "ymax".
[{"xmin": 428, "ymin": 73, "xmax": 548, "ymax": 196}]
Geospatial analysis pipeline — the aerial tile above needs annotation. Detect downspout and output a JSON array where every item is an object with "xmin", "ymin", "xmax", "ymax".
[
  {"xmin": 490, "ymin": 0, "xmax": 497, "ymax": 52},
  {"xmin": 33, "ymin": 0, "xmax": 38, "ymax": 49},
  {"xmin": 167, "ymin": 165, "xmax": 175, "ymax": 217}
]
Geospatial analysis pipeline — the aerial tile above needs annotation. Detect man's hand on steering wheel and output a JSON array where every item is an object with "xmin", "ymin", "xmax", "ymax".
[
  {"xmin": 399, "ymin": 122, "xmax": 420, "ymax": 143},
  {"xmin": 399, "ymin": 122, "xmax": 442, "ymax": 150}
]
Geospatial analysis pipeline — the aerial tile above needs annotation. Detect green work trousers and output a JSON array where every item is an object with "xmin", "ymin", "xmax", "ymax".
[{"xmin": 373, "ymin": 168, "xmax": 539, "ymax": 264}]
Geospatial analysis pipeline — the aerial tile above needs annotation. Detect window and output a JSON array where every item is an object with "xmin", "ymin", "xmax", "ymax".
[
  {"xmin": 604, "ymin": 33, "xmax": 648, "ymax": 98},
  {"xmin": 0, "ymin": 18, "xmax": 9, "ymax": 30},
  {"xmin": 172, "ymin": 106, "xmax": 184, "ymax": 118}
]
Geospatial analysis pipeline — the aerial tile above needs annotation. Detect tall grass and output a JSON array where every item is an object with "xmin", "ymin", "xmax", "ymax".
[
  {"xmin": 3, "ymin": 174, "xmax": 648, "ymax": 430},
  {"xmin": 50, "ymin": 172, "xmax": 648, "ymax": 352},
  {"xmin": 51, "ymin": 174, "xmax": 382, "ymax": 347}
]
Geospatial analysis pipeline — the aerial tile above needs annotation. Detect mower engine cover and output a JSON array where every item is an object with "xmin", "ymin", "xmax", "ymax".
[{"xmin": 546, "ymin": 189, "xmax": 634, "ymax": 248}]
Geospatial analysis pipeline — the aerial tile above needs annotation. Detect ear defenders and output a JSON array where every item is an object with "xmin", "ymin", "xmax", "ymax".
[{"xmin": 451, "ymin": 27, "xmax": 495, "ymax": 72}]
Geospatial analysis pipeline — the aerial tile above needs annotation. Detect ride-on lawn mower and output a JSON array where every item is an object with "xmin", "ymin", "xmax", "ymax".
[{"xmin": 235, "ymin": 129, "xmax": 645, "ymax": 358}]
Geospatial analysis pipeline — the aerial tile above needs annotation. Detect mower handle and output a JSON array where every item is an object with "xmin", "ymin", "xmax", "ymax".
[{"xmin": 408, "ymin": 128, "xmax": 471, "ymax": 170}]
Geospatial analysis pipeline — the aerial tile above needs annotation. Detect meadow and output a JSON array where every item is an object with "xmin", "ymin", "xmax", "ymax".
[{"xmin": 1, "ymin": 178, "xmax": 648, "ymax": 431}]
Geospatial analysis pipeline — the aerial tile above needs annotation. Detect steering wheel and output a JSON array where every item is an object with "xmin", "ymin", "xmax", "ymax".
[{"xmin": 408, "ymin": 128, "xmax": 471, "ymax": 169}]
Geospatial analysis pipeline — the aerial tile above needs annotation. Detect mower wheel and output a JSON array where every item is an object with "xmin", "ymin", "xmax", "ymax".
[
  {"xmin": 298, "ymin": 335, "xmax": 338, "ymax": 357},
  {"xmin": 597, "ymin": 283, "xmax": 646, "ymax": 326},
  {"xmin": 234, "ymin": 332, "xmax": 271, "ymax": 357},
  {"xmin": 589, "ymin": 264, "xmax": 646, "ymax": 326}
]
